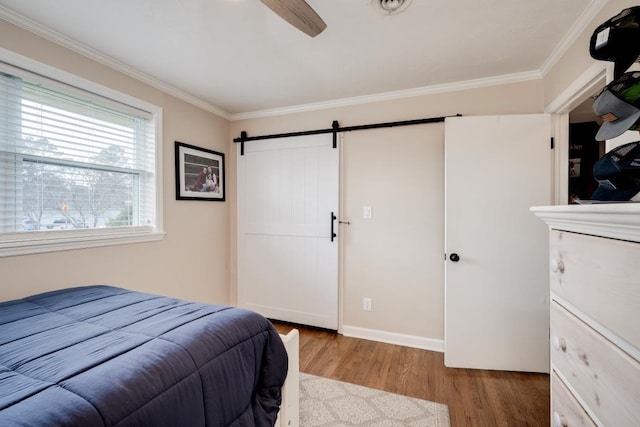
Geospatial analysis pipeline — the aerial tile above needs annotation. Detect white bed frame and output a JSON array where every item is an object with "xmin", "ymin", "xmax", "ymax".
[{"xmin": 275, "ymin": 329, "xmax": 300, "ymax": 427}]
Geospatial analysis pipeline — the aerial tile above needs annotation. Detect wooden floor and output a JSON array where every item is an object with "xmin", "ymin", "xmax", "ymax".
[{"xmin": 273, "ymin": 322, "xmax": 550, "ymax": 427}]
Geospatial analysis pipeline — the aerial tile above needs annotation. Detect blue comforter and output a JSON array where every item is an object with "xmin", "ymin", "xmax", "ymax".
[{"xmin": 0, "ymin": 285, "xmax": 288, "ymax": 426}]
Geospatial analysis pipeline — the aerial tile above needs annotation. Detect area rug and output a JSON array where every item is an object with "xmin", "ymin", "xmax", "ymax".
[{"xmin": 299, "ymin": 373, "xmax": 451, "ymax": 426}]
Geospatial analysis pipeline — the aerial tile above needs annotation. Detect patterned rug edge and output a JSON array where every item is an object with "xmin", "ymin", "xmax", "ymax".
[{"xmin": 299, "ymin": 372, "xmax": 451, "ymax": 427}]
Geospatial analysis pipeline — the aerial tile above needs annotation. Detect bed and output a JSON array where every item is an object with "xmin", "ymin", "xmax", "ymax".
[{"xmin": 0, "ymin": 285, "xmax": 298, "ymax": 427}]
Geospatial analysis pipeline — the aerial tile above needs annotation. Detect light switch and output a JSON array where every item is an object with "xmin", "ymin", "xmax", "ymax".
[{"xmin": 363, "ymin": 205, "xmax": 372, "ymax": 219}]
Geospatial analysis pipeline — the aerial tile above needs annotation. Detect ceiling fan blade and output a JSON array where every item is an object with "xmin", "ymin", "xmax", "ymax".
[{"xmin": 259, "ymin": 0, "xmax": 327, "ymax": 37}]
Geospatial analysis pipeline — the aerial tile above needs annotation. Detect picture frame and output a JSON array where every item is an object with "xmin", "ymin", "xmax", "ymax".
[
  {"xmin": 175, "ymin": 141, "xmax": 225, "ymax": 201},
  {"xmin": 569, "ymin": 158, "xmax": 581, "ymax": 178}
]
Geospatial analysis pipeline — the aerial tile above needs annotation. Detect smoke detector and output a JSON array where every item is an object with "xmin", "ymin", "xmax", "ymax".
[{"xmin": 373, "ymin": 0, "xmax": 413, "ymax": 15}]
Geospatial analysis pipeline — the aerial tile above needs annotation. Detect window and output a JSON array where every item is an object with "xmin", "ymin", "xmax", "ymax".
[{"xmin": 0, "ymin": 56, "xmax": 163, "ymax": 256}]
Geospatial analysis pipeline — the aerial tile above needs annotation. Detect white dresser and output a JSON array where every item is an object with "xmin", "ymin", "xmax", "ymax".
[{"xmin": 532, "ymin": 204, "xmax": 640, "ymax": 427}]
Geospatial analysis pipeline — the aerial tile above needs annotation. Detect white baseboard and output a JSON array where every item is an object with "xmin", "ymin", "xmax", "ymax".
[{"xmin": 341, "ymin": 325, "xmax": 444, "ymax": 353}]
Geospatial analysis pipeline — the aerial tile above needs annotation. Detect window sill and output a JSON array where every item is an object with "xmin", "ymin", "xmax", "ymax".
[{"xmin": 0, "ymin": 228, "xmax": 166, "ymax": 258}]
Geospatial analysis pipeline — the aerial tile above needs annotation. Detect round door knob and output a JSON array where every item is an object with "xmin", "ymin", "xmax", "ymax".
[{"xmin": 449, "ymin": 253, "xmax": 460, "ymax": 262}]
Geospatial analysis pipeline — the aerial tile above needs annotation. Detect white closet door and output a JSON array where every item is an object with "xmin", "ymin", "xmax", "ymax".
[
  {"xmin": 237, "ymin": 134, "xmax": 339, "ymax": 330},
  {"xmin": 445, "ymin": 114, "xmax": 552, "ymax": 373}
]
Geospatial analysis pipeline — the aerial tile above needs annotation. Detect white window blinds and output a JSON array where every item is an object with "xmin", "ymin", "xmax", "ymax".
[{"xmin": 0, "ymin": 62, "xmax": 157, "ymax": 235}]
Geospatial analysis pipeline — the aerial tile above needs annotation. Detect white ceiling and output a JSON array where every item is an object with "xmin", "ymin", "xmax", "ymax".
[{"xmin": 0, "ymin": 0, "xmax": 604, "ymax": 118}]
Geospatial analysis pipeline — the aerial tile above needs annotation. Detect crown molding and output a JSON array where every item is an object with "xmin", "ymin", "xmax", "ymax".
[
  {"xmin": 1, "ymin": 0, "xmax": 606, "ymax": 123},
  {"xmin": 230, "ymin": 70, "xmax": 542, "ymax": 121},
  {"xmin": 0, "ymin": 6, "xmax": 231, "ymax": 120},
  {"xmin": 234, "ymin": 0, "xmax": 607, "ymax": 121},
  {"xmin": 540, "ymin": 0, "xmax": 608, "ymax": 77},
  {"xmin": 545, "ymin": 61, "xmax": 608, "ymax": 113}
]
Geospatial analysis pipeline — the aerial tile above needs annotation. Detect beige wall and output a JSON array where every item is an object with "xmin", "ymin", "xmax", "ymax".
[
  {"xmin": 230, "ymin": 80, "xmax": 545, "ymax": 341},
  {"xmin": 341, "ymin": 124, "xmax": 444, "ymax": 339},
  {"xmin": 0, "ymin": 20, "xmax": 231, "ymax": 304}
]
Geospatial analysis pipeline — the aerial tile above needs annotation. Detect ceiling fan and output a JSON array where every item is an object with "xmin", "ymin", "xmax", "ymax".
[{"xmin": 259, "ymin": 0, "xmax": 327, "ymax": 37}]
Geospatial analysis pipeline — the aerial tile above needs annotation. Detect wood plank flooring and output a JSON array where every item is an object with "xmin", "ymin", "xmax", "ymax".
[{"xmin": 273, "ymin": 322, "xmax": 550, "ymax": 427}]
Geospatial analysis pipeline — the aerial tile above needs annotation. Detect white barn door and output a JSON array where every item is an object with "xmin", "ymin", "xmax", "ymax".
[
  {"xmin": 237, "ymin": 134, "xmax": 339, "ymax": 330},
  {"xmin": 444, "ymin": 114, "xmax": 552, "ymax": 373}
]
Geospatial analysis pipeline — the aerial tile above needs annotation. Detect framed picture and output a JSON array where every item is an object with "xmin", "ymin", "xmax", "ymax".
[
  {"xmin": 175, "ymin": 141, "xmax": 225, "ymax": 201},
  {"xmin": 569, "ymin": 158, "xmax": 581, "ymax": 178}
]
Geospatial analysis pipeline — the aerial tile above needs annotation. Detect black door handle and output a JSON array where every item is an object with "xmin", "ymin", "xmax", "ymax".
[
  {"xmin": 449, "ymin": 253, "xmax": 460, "ymax": 262},
  {"xmin": 330, "ymin": 212, "xmax": 337, "ymax": 242}
]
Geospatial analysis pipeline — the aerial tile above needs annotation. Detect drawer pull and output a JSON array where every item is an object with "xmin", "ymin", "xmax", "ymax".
[
  {"xmin": 551, "ymin": 335, "xmax": 567, "ymax": 352},
  {"xmin": 552, "ymin": 411, "xmax": 568, "ymax": 427},
  {"xmin": 550, "ymin": 258, "xmax": 565, "ymax": 273}
]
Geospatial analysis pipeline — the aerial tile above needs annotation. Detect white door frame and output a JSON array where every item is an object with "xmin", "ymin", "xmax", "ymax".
[{"xmin": 545, "ymin": 62, "xmax": 612, "ymax": 204}]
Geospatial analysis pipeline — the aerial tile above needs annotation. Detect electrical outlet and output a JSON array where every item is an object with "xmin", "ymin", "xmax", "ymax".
[{"xmin": 363, "ymin": 297, "xmax": 372, "ymax": 311}]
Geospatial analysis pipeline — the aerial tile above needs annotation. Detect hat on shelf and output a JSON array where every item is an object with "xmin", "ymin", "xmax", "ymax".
[
  {"xmin": 591, "ymin": 140, "xmax": 640, "ymax": 201},
  {"xmin": 590, "ymin": 6, "xmax": 640, "ymax": 79},
  {"xmin": 592, "ymin": 71, "xmax": 640, "ymax": 141}
]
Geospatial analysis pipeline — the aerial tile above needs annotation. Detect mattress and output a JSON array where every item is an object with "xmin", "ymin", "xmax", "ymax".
[{"xmin": 0, "ymin": 285, "xmax": 288, "ymax": 426}]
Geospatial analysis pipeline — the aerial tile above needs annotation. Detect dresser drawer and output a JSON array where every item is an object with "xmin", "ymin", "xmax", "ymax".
[
  {"xmin": 549, "ymin": 230, "xmax": 640, "ymax": 350},
  {"xmin": 551, "ymin": 373, "xmax": 595, "ymax": 427},
  {"xmin": 550, "ymin": 302, "xmax": 640, "ymax": 426}
]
